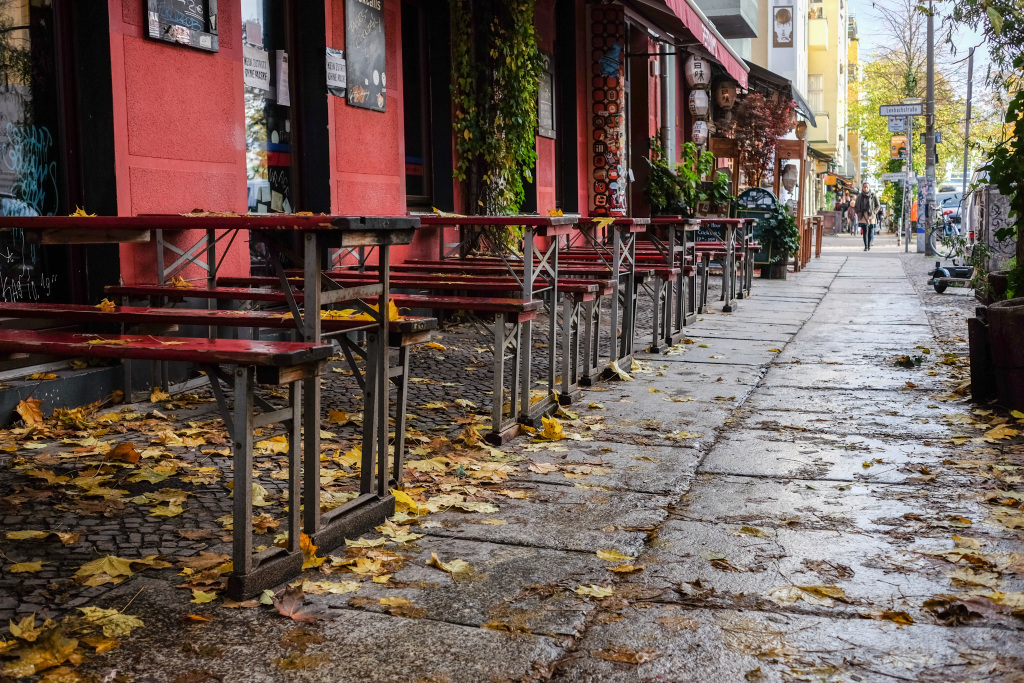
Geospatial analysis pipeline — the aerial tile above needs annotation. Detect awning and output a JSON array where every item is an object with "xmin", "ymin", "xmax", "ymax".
[
  {"xmin": 626, "ymin": 0, "xmax": 749, "ymax": 88},
  {"xmin": 743, "ymin": 60, "xmax": 816, "ymax": 127}
]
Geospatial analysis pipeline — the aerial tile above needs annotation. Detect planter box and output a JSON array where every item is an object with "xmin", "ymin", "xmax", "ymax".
[{"xmin": 988, "ymin": 297, "xmax": 1024, "ymax": 411}]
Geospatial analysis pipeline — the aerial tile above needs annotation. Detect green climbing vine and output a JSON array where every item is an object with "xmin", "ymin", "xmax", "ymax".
[{"xmin": 450, "ymin": 0, "xmax": 544, "ymax": 217}]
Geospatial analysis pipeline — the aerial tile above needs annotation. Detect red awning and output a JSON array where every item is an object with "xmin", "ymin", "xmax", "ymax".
[{"xmin": 627, "ymin": 0, "xmax": 749, "ymax": 89}]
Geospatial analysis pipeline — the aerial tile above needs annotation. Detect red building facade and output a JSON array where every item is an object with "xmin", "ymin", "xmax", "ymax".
[{"xmin": 0, "ymin": 0, "xmax": 746, "ymax": 296}]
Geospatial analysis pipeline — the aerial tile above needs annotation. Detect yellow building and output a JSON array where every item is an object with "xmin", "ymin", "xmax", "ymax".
[
  {"xmin": 847, "ymin": 15, "xmax": 861, "ymax": 185},
  {"xmin": 805, "ymin": 0, "xmax": 850, "ymax": 176}
]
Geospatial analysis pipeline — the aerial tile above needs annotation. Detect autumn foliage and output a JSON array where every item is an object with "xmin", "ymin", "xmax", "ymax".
[{"xmin": 731, "ymin": 93, "xmax": 796, "ymax": 189}]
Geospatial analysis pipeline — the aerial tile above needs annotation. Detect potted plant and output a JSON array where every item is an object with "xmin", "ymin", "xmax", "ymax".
[
  {"xmin": 643, "ymin": 139, "xmax": 732, "ymax": 217},
  {"xmin": 758, "ymin": 203, "xmax": 800, "ymax": 279}
]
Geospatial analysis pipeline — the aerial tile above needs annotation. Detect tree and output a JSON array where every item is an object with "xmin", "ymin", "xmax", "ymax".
[
  {"xmin": 852, "ymin": 0, "xmax": 1006, "ymax": 205},
  {"xmin": 730, "ymin": 93, "xmax": 795, "ymax": 189}
]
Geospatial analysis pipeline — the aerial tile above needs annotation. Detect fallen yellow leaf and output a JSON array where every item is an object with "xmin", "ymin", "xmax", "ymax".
[
  {"xmin": 8, "ymin": 561, "xmax": 44, "ymax": 573},
  {"xmin": 575, "ymin": 584, "xmax": 614, "ymax": 598},
  {"xmin": 16, "ymin": 398, "xmax": 43, "ymax": 425}
]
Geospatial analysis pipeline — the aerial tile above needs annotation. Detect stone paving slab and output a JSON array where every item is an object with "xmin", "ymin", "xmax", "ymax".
[
  {"xmin": 675, "ymin": 473, "xmax": 988, "ymax": 537},
  {"xmin": 79, "ymin": 578, "xmax": 568, "ymax": 683},
  {"xmin": 743, "ymin": 386, "xmax": 945, "ymax": 418},
  {"xmin": 700, "ymin": 429, "xmax": 954, "ymax": 483},
  {"xmin": 508, "ymin": 440, "xmax": 700, "ymax": 496},
  {"xmin": 551, "ymin": 606, "xmax": 1024, "ymax": 682},
  {"xmin": 419, "ymin": 481, "xmax": 672, "ymax": 557},
  {"xmin": 764, "ymin": 362, "xmax": 949, "ymax": 391},
  {"xmin": 624, "ymin": 520, "xmax": 1024, "ymax": 621}
]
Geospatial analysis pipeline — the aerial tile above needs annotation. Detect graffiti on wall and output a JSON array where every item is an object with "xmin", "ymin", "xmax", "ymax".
[{"xmin": 590, "ymin": 6, "xmax": 626, "ymax": 217}]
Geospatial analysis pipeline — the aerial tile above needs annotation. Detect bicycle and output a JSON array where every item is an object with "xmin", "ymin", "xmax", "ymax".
[{"xmin": 927, "ymin": 215, "xmax": 963, "ymax": 259}]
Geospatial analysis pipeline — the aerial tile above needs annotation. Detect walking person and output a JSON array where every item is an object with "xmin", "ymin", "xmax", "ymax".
[{"xmin": 855, "ymin": 183, "xmax": 880, "ymax": 250}]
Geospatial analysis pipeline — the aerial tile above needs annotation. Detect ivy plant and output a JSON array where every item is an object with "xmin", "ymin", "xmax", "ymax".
[{"xmin": 450, "ymin": 0, "xmax": 543, "ymax": 217}]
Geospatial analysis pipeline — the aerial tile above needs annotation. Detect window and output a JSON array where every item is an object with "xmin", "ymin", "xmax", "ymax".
[
  {"xmin": 402, "ymin": 0, "xmax": 432, "ymax": 208},
  {"xmin": 808, "ymin": 73, "xmax": 824, "ymax": 113},
  {"xmin": 242, "ymin": 0, "xmax": 292, "ymax": 214}
]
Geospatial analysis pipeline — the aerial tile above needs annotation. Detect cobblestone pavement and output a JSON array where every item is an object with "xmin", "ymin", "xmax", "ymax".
[{"xmin": 2, "ymin": 233, "xmax": 1022, "ymax": 682}]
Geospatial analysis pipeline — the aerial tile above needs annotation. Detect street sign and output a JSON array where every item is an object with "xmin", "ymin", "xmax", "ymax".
[
  {"xmin": 880, "ymin": 172, "xmax": 910, "ymax": 181},
  {"xmin": 888, "ymin": 116, "xmax": 906, "ymax": 133},
  {"xmin": 880, "ymin": 103, "xmax": 923, "ymax": 116}
]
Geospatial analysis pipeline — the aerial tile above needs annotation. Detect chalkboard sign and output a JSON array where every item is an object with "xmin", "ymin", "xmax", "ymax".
[
  {"xmin": 345, "ymin": 0, "xmax": 386, "ymax": 112},
  {"xmin": 146, "ymin": 0, "xmax": 219, "ymax": 52},
  {"xmin": 696, "ymin": 222, "xmax": 725, "ymax": 242},
  {"xmin": 737, "ymin": 188, "xmax": 778, "ymax": 264}
]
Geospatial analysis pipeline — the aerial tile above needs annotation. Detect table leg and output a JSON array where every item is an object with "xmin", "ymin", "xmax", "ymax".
[{"xmin": 302, "ymin": 233, "xmax": 322, "ymax": 536}]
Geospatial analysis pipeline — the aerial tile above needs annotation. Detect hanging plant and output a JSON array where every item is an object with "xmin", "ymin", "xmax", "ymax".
[{"xmin": 450, "ymin": 0, "xmax": 544, "ymax": 218}]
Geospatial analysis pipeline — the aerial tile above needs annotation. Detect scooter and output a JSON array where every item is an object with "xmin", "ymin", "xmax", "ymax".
[{"xmin": 927, "ymin": 261, "xmax": 975, "ymax": 293}]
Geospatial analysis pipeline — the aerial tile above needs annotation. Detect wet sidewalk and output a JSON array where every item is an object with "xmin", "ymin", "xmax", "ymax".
[{"xmin": 6, "ymin": 234, "xmax": 1023, "ymax": 682}]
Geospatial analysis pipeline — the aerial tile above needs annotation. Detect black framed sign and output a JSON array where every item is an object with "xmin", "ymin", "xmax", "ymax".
[
  {"xmin": 344, "ymin": 0, "xmax": 386, "ymax": 112},
  {"xmin": 146, "ymin": 0, "xmax": 219, "ymax": 53}
]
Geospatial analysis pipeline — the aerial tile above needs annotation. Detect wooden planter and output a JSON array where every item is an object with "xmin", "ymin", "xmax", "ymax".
[{"xmin": 988, "ymin": 297, "xmax": 1024, "ymax": 411}]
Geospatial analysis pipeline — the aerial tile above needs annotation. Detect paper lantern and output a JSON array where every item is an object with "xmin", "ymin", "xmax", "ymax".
[
  {"xmin": 781, "ymin": 163, "xmax": 799, "ymax": 191},
  {"xmin": 684, "ymin": 55, "xmax": 710, "ymax": 88},
  {"xmin": 714, "ymin": 81, "xmax": 737, "ymax": 110},
  {"xmin": 692, "ymin": 120, "xmax": 709, "ymax": 146},
  {"xmin": 688, "ymin": 89, "xmax": 710, "ymax": 118},
  {"xmin": 795, "ymin": 120, "xmax": 808, "ymax": 140}
]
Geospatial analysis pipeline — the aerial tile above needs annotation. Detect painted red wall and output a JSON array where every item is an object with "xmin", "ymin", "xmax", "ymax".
[
  {"xmin": 109, "ymin": 0, "xmax": 250, "ymax": 285},
  {"xmin": 325, "ymin": 0, "xmax": 438, "ymax": 263}
]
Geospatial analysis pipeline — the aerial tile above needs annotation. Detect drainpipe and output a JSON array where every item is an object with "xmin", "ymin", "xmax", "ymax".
[{"xmin": 659, "ymin": 42, "xmax": 675, "ymax": 160}]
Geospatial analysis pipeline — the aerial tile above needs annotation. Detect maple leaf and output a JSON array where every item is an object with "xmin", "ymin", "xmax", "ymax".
[
  {"xmin": 94, "ymin": 298, "xmax": 116, "ymax": 311},
  {"xmin": 77, "ymin": 607, "xmax": 144, "ymax": 637},
  {"xmin": 25, "ymin": 373, "xmax": 57, "ymax": 381},
  {"xmin": 344, "ymin": 536, "xmax": 388, "ymax": 548},
  {"xmin": 74, "ymin": 556, "xmax": 136, "ymax": 584},
  {"xmin": 190, "ymin": 590, "xmax": 218, "ymax": 604},
  {"xmin": 106, "ymin": 442, "xmax": 141, "ymax": 464},
  {"xmin": 8, "ymin": 614, "xmax": 44, "ymax": 642},
  {"xmin": 0, "ymin": 627, "xmax": 79, "ymax": 677},
  {"xmin": 273, "ymin": 586, "xmax": 325, "ymax": 623},
  {"xmin": 608, "ymin": 360, "xmax": 633, "ymax": 381},
  {"xmin": 297, "ymin": 580, "xmax": 361, "ymax": 595},
  {"xmin": 424, "ymin": 342, "xmax": 447, "ymax": 351},
  {"xmin": 149, "ymin": 504, "xmax": 184, "ymax": 518},
  {"xmin": 537, "ymin": 416, "xmax": 565, "ymax": 442},
  {"xmin": 575, "ymin": 584, "xmax": 614, "ymax": 598},
  {"xmin": 16, "ymin": 398, "xmax": 43, "ymax": 425},
  {"xmin": 6, "ymin": 530, "xmax": 50, "ymax": 542},
  {"xmin": 528, "ymin": 462, "xmax": 558, "ymax": 475},
  {"xmin": 596, "ymin": 549, "xmax": 634, "ymax": 562},
  {"xmin": 170, "ymin": 276, "xmax": 192, "ymax": 289},
  {"xmin": 426, "ymin": 552, "xmax": 472, "ymax": 576},
  {"xmin": 9, "ymin": 561, "xmax": 45, "ymax": 573},
  {"xmin": 299, "ymin": 533, "xmax": 325, "ymax": 570}
]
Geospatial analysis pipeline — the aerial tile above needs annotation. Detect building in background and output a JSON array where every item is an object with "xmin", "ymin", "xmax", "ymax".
[
  {"xmin": 846, "ymin": 14, "xmax": 861, "ymax": 186},
  {"xmin": 805, "ymin": 0, "xmax": 850, "ymax": 178}
]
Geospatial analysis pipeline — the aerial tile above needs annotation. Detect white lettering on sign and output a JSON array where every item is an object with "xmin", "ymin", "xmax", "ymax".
[
  {"xmin": 355, "ymin": 0, "xmax": 382, "ymax": 8},
  {"xmin": 243, "ymin": 44, "xmax": 271, "ymax": 91}
]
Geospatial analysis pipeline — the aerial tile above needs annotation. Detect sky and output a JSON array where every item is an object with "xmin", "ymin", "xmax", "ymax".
[{"xmin": 848, "ymin": 0, "xmax": 992, "ymax": 91}]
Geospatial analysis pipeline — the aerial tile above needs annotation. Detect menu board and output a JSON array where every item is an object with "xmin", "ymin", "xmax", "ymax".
[
  {"xmin": 344, "ymin": 0, "xmax": 386, "ymax": 112},
  {"xmin": 146, "ymin": 0, "xmax": 219, "ymax": 52}
]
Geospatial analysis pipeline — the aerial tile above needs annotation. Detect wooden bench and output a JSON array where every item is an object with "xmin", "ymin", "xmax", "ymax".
[
  {"xmin": 0, "ymin": 302, "xmax": 436, "ymax": 471},
  {"xmin": 0, "ymin": 328, "xmax": 332, "ymax": 599},
  {"xmin": 107, "ymin": 283, "xmax": 541, "ymax": 443}
]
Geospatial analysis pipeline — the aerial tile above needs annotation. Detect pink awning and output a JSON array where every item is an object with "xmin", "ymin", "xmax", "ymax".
[{"xmin": 628, "ymin": 0, "xmax": 749, "ymax": 89}]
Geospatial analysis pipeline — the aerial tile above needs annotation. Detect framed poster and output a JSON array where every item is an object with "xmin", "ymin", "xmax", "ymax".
[
  {"xmin": 146, "ymin": 0, "xmax": 219, "ymax": 52},
  {"xmin": 772, "ymin": 1, "xmax": 793, "ymax": 48},
  {"xmin": 345, "ymin": 0, "xmax": 386, "ymax": 112},
  {"xmin": 537, "ymin": 54, "xmax": 555, "ymax": 139}
]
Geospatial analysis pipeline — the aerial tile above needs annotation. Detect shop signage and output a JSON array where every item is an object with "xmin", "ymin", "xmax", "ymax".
[
  {"xmin": 326, "ymin": 48, "xmax": 347, "ymax": 98},
  {"xmin": 146, "ymin": 0, "xmax": 219, "ymax": 53},
  {"xmin": 243, "ymin": 44, "xmax": 270, "ymax": 91},
  {"xmin": 345, "ymin": 0, "xmax": 386, "ymax": 112}
]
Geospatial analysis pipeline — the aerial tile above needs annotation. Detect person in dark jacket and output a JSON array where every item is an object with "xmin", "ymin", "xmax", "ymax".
[{"xmin": 854, "ymin": 183, "xmax": 881, "ymax": 250}]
